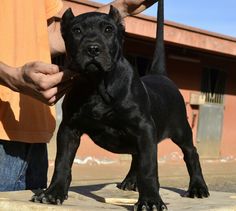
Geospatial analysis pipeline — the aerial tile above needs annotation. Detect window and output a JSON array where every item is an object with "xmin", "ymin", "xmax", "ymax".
[{"xmin": 201, "ymin": 67, "xmax": 226, "ymax": 104}]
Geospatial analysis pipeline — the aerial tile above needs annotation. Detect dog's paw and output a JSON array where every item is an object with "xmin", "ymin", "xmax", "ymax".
[
  {"xmin": 31, "ymin": 188, "xmax": 68, "ymax": 205},
  {"xmin": 134, "ymin": 200, "xmax": 167, "ymax": 211},
  {"xmin": 117, "ymin": 176, "xmax": 138, "ymax": 191},
  {"xmin": 183, "ymin": 179, "xmax": 210, "ymax": 198}
]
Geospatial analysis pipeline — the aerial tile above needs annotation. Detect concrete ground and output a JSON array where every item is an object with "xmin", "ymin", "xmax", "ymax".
[
  {"xmin": 0, "ymin": 159, "xmax": 235, "ymax": 211},
  {"xmin": 62, "ymin": 159, "xmax": 236, "ymax": 193},
  {"xmin": 0, "ymin": 183, "xmax": 236, "ymax": 211}
]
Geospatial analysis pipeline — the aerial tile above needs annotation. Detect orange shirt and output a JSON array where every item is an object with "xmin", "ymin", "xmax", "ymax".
[{"xmin": 0, "ymin": 0, "xmax": 63, "ymax": 143}]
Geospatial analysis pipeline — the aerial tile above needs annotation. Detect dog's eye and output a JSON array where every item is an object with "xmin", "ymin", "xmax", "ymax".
[
  {"xmin": 104, "ymin": 25, "xmax": 113, "ymax": 33},
  {"xmin": 73, "ymin": 27, "xmax": 81, "ymax": 34}
]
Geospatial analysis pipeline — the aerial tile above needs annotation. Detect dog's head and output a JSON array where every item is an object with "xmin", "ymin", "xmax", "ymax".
[{"xmin": 61, "ymin": 6, "xmax": 124, "ymax": 74}]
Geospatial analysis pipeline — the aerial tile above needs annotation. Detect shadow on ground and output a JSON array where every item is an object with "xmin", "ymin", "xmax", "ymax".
[
  {"xmin": 70, "ymin": 183, "xmax": 133, "ymax": 210},
  {"xmin": 69, "ymin": 183, "xmax": 187, "ymax": 210},
  {"xmin": 161, "ymin": 186, "xmax": 186, "ymax": 196}
]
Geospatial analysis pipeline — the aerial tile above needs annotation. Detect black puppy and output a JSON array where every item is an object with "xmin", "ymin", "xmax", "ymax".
[{"xmin": 32, "ymin": 0, "xmax": 209, "ymax": 210}]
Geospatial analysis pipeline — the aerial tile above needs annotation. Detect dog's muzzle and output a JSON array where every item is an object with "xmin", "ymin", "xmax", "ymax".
[{"xmin": 69, "ymin": 40, "xmax": 113, "ymax": 74}]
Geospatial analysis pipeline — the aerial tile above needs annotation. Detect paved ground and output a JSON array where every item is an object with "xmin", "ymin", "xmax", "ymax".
[
  {"xmin": 0, "ymin": 160, "xmax": 235, "ymax": 210},
  {"xmin": 49, "ymin": 159, "xmax": 236, "ymax": 193},
  {"xmin": 0, "ymin": 183, "xmax": 236, "ymax": 211}
]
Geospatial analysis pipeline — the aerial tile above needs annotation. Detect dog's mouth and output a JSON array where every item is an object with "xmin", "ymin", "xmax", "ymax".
[
  {"xmin": 85, "ymin": 61, "xmax": 102, "ymax": 73},
  {"xmin": 82, "ymin": 57, "xmax": 112, "ymax": 74},
  {"xmin": 68, "ymin": 53, "xmax": 113, "ymax": 75},
  {"xmin": 68, "ymin": 59, "xmax": 102, "ymax": 74}
]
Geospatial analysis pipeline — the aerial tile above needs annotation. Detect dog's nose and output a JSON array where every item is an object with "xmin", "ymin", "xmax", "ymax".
[{"xmin": 87, "ymin": 45, "xmax": 101, "ymax": 57}]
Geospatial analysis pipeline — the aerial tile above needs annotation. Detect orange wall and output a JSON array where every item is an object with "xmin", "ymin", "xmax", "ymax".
[
  {"xmin": 167, "ymin": 57, "xmax": 236, "ymax": 158},
  {"xmin": 221, "ymin": 67, "xmax": 236, "ymax": 156}
]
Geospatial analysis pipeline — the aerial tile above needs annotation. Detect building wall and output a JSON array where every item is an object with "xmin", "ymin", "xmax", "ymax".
[
  {"xmin": 221, "ymin": 66, "xmax": 236, "ymax": 157},
  {"xmin": 167, "ymin": 55, "xmax": 236, "ymax": 159}
]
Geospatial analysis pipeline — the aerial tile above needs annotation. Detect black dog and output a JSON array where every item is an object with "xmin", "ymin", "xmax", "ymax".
[{"xmin": 32, "ymin": 0, "xmax": 209, "ymax": 210}]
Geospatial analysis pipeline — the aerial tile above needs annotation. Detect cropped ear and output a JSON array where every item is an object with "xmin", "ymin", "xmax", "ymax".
[
  {"xmin": 62, "ymin": 8, "xmax": 74, "ymax": 22},
  {"xmin": 108, "ymin": 5, "xmax": 123, "ymax": 25},
  {"xmin": 61, "ymin": 8, "xmax": 75, "ymax": 38}
]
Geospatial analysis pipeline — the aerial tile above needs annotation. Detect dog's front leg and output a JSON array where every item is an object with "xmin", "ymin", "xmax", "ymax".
[
  {"xmin": 32, "ymin": 122, "xmax": 81, "ymax": 205},
  {"xmin": 134, "ymin": 125, "xmax": 167, "ymax": 211}
]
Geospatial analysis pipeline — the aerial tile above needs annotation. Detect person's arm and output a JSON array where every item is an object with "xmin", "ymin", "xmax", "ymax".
[
  {"xmin": 47, "ymin": 17, "xmax": 66, "ymax": 56},
  {"xmin": 0, "ymin": 61, "xmax": 74, "ymax": 105}
]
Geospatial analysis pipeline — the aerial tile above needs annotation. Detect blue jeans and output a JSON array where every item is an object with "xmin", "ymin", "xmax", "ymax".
[{"xmin": 0, "ymin": 140, "xmax": 48, "ymax": 191}]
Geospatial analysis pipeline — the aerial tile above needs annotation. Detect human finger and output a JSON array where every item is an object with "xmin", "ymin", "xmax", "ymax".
[
  {"xmin": 41, "ymin": 69, "xmax": 77, "ymax": 90},
  {"xmin": 24, "ymin": 61, "xmax": 60, "ymax": 75},
  {"xmin": 34, "ymin": 62, "xmax": 61, "ymax": 75},
  {"xmin": 47, "ymin": 81, "xmax": 73, "ymax": 105}
]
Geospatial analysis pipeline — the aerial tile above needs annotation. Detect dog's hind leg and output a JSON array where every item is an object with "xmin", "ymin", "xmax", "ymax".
[
  {"xmin": 117, "ymin": 154, "xmax": 138, "ymax": 191},
  {"xmin": 171, "ymin": 122, "xmax": 209, "ymax": 198}
]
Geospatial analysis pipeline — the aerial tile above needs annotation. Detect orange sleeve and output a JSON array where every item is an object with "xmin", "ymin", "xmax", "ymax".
[
  {"xmin": 0, "ymin": 0, "xmax": 61, "ymax": 143},
  {"xmin": 45, "ymin": 0, "xmax": 63, "ymax": 19}
]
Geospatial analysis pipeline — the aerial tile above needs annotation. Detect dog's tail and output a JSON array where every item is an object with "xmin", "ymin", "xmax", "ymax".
[{"xmin": 149, "ymin": 0, "xmax": 166, "ymax": 76}]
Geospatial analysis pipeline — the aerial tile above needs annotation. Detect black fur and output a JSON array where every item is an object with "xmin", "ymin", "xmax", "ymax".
[{"xmin": 32, "ymin": 1, "xmax": 209, "ymax": 210}]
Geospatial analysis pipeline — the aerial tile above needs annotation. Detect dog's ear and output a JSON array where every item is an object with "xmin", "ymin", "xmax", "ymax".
[
  {"xmin": 62, "ymin": 8, "xmax": 74, "ymax": 22},
  {"xmin": 61, "ymin": 8, "xmax": 75, "ymax": 38},
  {"xmin": 108, "ymin": 5, "xmax": 125, "ymax": 42},
  {"xmin": 108, "ymin": 5, "xmax": 123, "ymax": 25}
]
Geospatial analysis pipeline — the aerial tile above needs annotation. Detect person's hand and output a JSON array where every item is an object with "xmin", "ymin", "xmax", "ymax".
[
  {"xmin": 122, "ymin": 0, "xmax": 158, "ymax": 16},
  {"xmin": 97, "ymin": 0, "xmax": 157, "ymax": 18},
  {"xmin": 6, "ymin": 61, "xmax": 76, "ymax": 105}
]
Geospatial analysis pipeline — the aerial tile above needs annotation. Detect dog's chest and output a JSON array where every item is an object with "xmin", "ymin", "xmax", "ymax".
[
  {"xmin": 71, "ymin": 93, "xmax": 122, "ymax": 134},
  {"xmin": 73, "ymin": 94, "xmax": 137, "ymax": 152},
  {"xmin": 81, "ymin": 94, "xmax": 114, "ymax": 120}
]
